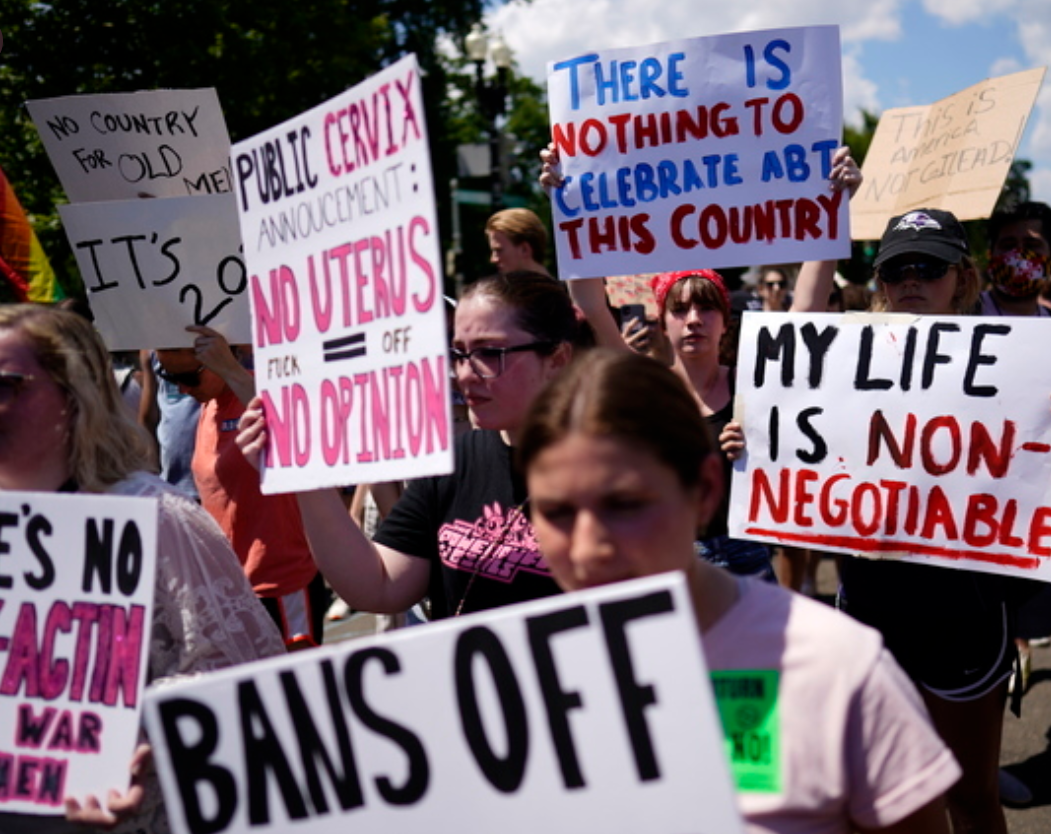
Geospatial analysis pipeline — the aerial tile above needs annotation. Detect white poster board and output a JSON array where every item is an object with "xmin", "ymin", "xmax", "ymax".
[
  {"xmin": 27, "ymin": 89, "xmax": 233, "ymax": 203},
  {"xmin": 546, "ymin": 26, "xmax": 848, "ymax": 279},
  {"xmin": 0, "ymin": 491, "xmax": 158, "ymax": 813},
  {"xmin": 232, "ymin": 54, "xmax": 451, "ymax": 494},
  {"xmin": 851, "ymin": 68, "xmax": 1046, "ymax": 240},
  {"xmin": 728, "ymin": 312, "xmax": 1051, "ymax": 580},
  {"xmin": 144, "ymin": 573, "xmax": 743, "ymax": 834},
  {"xmin": 59, "ymin": 194, "xmax": 250, "ymax": 349}
]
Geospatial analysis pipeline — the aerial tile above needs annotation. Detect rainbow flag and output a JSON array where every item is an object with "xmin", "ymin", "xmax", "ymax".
[{"xmin": 0, "ymin": 164, "xmax": 61, "ymax": 302}]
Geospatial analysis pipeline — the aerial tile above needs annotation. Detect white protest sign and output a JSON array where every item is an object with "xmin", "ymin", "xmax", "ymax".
[
  {"xmin": 851, "ymin": 68, "xmax": 1046, "ymax": 240},
  {"xmin": 27, "ymin": 89, "xmax": 232, "ymax": 203},
  {"xmin": 58, "ymin": 194, "xmax": 250, "ymax": 350},
  {"xmin": 144, "ymin": 573, "xmax": 743, "ymax": 834},
  {"xmin": 728, "ymin": 312, "xmax": 1051, "ymax": 580},
  {"xmin": 0, "ymin": 491, "xmax": 158, "ymax": 813},
  {"xmin": 233, "ymin": 54, "xmax": 451, "ymax": 494},
  {"xmin": 546, "ymin": 26, "xmax": 848, "ymax": 279}
]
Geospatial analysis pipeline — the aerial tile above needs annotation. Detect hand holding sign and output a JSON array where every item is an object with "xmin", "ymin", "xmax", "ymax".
[{"xmin": 63, "ymin": 743, "xmax": 152, "ymax": 828}]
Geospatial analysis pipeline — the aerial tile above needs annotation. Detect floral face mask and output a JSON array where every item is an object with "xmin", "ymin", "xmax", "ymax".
[{"xmin": 988, "ymin": 247, "xmax": 1051, "ymax": 298}]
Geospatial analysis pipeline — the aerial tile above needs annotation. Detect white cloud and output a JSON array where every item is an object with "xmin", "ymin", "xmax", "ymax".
[
  {"xmin": 921, "ymin": 0, "xmax": 1016, "ymax": 26},
  {"xmin": 488, "ymin": 0, "xmax": 906, "ymax": 86}
]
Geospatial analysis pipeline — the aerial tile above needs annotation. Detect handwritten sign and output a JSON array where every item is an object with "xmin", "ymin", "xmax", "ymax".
[
  {"xmin": 547, "ymin": 26, "xmax": 848, "ymax": 279},
  {"xmin": 144, "ymin": 572, "xmax": 743, "ymax": 834},
  {"xmin": 58, "ymin": 194, "xmax": 250, "ymax": 349},
  {"xmin": 233, "ymin": 54, "xmax": 451, "ymax": 494},
  {"xmin": 728, "ymin": 312, "xmax": 1051, "ymax": 580},
  {"xmin": 26, "ymin": 89, "xmax": 233, "ymax": 203},
  {"xmin": 851, "ymin": 68, "xmax": 1046, "ymax": 240},
  {"xmin": 0, "ymin": 491, "xmax": 158, "ymax": 813}
]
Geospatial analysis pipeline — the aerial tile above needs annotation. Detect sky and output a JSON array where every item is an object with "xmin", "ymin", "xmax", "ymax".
[{"xmin": 480, "ymin": 0, "xmax": 1051, "ymax": 205}]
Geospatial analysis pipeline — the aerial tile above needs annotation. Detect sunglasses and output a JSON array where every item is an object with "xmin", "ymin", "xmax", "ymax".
[
  {"xmin": 763, "ymin": 280, "xmax": 786, "ymax": 289},
  {"xmin": 157, "ymin": 365, "xmax": 205, "ymax": 387},
  {"xmin": 879, "ymin": 261, "xmax": 953, "ymax": 285},
  {"xmin": 450, "ymin": 342, "xmax": 553, "ymax": 380},
  {"xmin": 0, "ymin": 371, "xmax": 35, "ymax": 403}
]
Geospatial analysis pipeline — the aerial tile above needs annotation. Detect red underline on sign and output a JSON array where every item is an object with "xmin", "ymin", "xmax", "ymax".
[{"xmin": 744, "ymin": 528, "xmax": 1042, "ymax": 570}]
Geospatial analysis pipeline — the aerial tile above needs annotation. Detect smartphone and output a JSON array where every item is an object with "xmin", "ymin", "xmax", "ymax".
[{"xmin": 620, "ymin": 303, "xmax": 647, "ymax": 327}]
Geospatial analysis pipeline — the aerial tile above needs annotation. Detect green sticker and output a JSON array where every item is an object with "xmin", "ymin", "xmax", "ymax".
[{"xmin": 711, "ymin": 670, "xmax": 780, "ymax": 793}]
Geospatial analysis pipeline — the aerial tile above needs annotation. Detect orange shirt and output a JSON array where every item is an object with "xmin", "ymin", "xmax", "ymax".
[{"xmin": 193, "ymin": 387, "xmax": 317, "ymax": 596}]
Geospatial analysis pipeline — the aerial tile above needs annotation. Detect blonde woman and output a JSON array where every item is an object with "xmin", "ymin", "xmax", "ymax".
[{"xmin": 0, "ymin": 304, "xmax": 284, "ymax": 834}]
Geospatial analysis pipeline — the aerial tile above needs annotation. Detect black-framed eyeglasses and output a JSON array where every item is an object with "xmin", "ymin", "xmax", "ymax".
[
  {"xmin": 157, "ymin": 365, "xmax": 205, "ymax": 387},
  {"xmin": 879, "ymin": 261, "xmax": 953, "ymax": 285},
  {"xmin": 450, "ymin": 342, "xmax": 553, "ymax": 380},
  {"xmin": 0, "ymin": 371, "xmax": 35, "ymax": 403}
]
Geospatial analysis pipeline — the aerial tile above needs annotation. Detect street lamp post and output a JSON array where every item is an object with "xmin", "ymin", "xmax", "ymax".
[{"xmin": 465, "ymin": 23, "xmax": 512, "ymax": 212}]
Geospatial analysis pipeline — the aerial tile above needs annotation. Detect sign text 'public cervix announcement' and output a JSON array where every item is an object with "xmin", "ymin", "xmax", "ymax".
[{"xmin": 233, "ymin": 55, "xmax": 451, "ymax": 493}]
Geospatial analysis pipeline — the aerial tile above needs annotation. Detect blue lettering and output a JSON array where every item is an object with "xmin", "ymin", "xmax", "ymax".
[
  {"xmin": 764, "ymin": 40, "xmax": 792, "ymax": 91},
  {"xmin": 552, "ymin": 54, "xmax": 601, "ymax": 111},
  {"xmin": 616, "ymin": 167, "xmax": 636, "ymax": 207},
  {"xmin": 554, "ymin": 179, "xmax": 580, "ymax": 217}
]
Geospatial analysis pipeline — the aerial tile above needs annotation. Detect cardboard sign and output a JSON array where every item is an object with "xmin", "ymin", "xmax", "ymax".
[
  {"xmin": 0, "ymin": 491, "xmax": 158, "ymax": 813},
  {"xmin": 728, "ymin": 312, "xmax": 1051, "ymax": 580},
  {"xmin": 851, "ymin": 68, "xmax": 1046, "ymax": 240},
  {"xmin": 547, "ymin": 26, "xmax": 848, "ymax": 279},
  {"xmin": 27, "ymin": 89, "xmax": 232, "ymax": 203},
  {"xmin": 604, "ymin": 274, "xmax": 659, "ymax": 316},
  {"xmin": 59, "ymin": 194, "xmax": 250, "ymax": 349},
  {"xmin": 232, "ymin": 54, "xmax": 451, "ymax": 494},
  {"xmin": 144, "ymin": 573, "xmax": 743, "ymax": 834}
]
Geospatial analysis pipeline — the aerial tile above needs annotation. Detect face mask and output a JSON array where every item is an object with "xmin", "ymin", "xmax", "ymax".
[{"xmin": 988, "ymin": 247, "xmax": 1050, "ymax": 298}]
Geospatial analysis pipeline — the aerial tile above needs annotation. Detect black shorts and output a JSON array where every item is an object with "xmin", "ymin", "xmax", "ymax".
[{"xmin": 840, "ymin": 558, "xmax": 1016, "ymax": 701}]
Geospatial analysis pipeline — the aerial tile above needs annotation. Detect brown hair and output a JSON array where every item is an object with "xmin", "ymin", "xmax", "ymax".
[
  {"xmin": 518, "ymin": 349, "xmax": 716, "ymax": 489},
  {"xmin": 486, "ymin": 208, "xmax": 549, "ymax": 263},
  {"xmin": 0, "ymin": 304, "xmax": 154, "ymax": 492},
  {"xmin": 461, "ymin": 271, "xmax": 594, "ymax": 349},
  {"xmin": 662, "ymin": 275, "xmax": 731, "ymax": 327}
]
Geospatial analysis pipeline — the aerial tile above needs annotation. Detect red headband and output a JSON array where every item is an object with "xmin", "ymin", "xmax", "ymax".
[{"xmin": 649, "ymin": 270, "xmax": 730, "ymax": 314}]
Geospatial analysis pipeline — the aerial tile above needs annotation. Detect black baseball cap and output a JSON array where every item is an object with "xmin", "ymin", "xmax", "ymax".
[{"xmin": 873, "ymin": 208, "xmax": 970, "ymax": 267}]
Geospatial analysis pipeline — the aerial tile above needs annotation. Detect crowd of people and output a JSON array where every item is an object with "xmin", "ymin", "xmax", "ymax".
[{"xmin": 3, "ymin": 134, "xmax": 1051, "ymax": 833}]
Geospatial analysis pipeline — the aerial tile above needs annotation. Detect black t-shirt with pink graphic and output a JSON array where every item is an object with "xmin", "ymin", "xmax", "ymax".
[{"xmin": 374, "ymin": 429, "xmax": 561, "ymax": 618}]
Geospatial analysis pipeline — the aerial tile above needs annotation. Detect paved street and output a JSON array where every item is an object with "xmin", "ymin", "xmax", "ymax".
[{"xmin": 1002, "ymin": 642, "xmax": 1051, "ymax": 833}]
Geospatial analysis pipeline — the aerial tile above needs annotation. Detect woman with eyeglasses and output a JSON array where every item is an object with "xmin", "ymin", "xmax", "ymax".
[
  {"xmin": 237, "ymin": 270, "xmax": 592, "ymax": 619},
  {"xmin": 773, "ymin": 208, "xmax": 1015, "ymax": 834},
  {"xmin": 0, "ymin": 304, "xmax": 285, "ymax": 833}
]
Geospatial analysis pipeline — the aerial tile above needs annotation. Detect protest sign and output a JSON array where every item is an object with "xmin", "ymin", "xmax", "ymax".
[
  {"xmin": 546, "ymin": 26, "xmax": 848, "ymax": 279},
  {"xmin": 728, "ymin": 312, "xmax": 1051, "ymax": 580},
  {"xmin": 851, "ymin": 68, "xmax": 1046, "ymax": 240},
  {"xmin": 232, "ymin": 54, "xmax": 451, "ymax": 494},
  {"xmin": 144, "ymin": 572, "xmax": 743, "ymax": 834},
  {"xmin": 27, "ymin": 89, "xmax": 232, "ymax": 203},
  {"xmin": 604, "ymin": 274, "xmax": 658, "ymax": 316},
  {"xmin": 59, "ymin": 193, "xmax": 250, "ymax": 349},
  {"xmin": 0, "ymin": 491, "xmax": 158, "ymax": 813}
]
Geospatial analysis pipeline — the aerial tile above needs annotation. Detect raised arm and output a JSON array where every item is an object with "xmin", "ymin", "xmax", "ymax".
[
  {"xmin": 791, "ymin": 146, "xmax": 862, "ymax": 313},
  {"xmin": 189, "ymin": 325, "xmax": 256, "ymax": 405},
  {"xmin": 237, "ymin": 397, "xmax": 430, "ymax": 613},
  {"xmin": 541, "ymin": 143, "xmax": 633, "ymax": 350}
]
